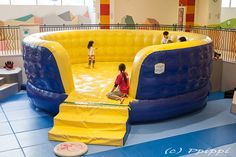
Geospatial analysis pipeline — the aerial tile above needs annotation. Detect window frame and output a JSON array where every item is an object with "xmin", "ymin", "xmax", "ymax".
[
  {"xmin": 222, "ymin": 0, "xmax": 236, "ymax": 8},
  {"xmin": 0, "ymin": 0, "xmax": 88, "ymax": 6},
  {"xmin": 37, "ymin": 0, "xmax": 62, "ymax": 6},
  {"xmin": 0, "ymin": 0, "xmax": 10, "ymax": 5}
]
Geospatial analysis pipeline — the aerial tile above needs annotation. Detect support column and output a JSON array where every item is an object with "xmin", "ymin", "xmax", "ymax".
[
  {"xmin": 100, "ymin": 0, "xmax": 110, "ymax": 28},
  {"xmin": 179, "ymin": 0, "xmax": 195, "ymax": 26}
]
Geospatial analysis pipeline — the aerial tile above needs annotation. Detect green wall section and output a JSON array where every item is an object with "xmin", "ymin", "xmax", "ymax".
[{"xmin": 220, "ymin": 18, "xmax": 236, "ymax": 29}]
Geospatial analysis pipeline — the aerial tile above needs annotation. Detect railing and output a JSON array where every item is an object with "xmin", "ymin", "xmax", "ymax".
[
  {"xmin": 39, "ymin": 24, "xmax": 187, "ymax": 32},
  {"xmin": 0, "ymin": 26, "xmax": 21, "ymax": 56},
  {"xmin": 190, "ymin": 27, "xmax": 236, "ymax": 62},
  {"xmin": 1, "ymin": 24, "xmax": 236, "ymax": 62}
]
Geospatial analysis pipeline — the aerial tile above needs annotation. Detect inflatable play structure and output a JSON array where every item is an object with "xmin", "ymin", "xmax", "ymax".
[{"xmin": 23, "ymin": 30, "xmax": 212, "ymax": 146}]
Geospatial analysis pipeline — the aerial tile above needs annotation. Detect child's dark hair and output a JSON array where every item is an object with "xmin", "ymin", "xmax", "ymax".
[
  {"xmin": 163, "ymin": 31, "xmax": 169, "ymax": 36},
  {"xmin": 179, "ymin": 36, "xmax": 187, "ymax": 42},
  {"xmin": 119, "ymin": 63, "xmax": 127, "ymax": 84},
  {"xmin": 87, "ymin": 40, "xmax": 94, "ymax": 49},
  {"xmin": 214, "ymin": 52, "xmax": 221, "ymax": 58}
]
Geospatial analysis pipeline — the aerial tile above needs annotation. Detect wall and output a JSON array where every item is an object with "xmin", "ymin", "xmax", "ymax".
[
  {"xmin": 210, "ymin": 59, "xmax": 222, "ymax": 92},
  {"xmin": 222, "ymin": 61, "xmax": 236, "ymax": 91},
  {"xmin": 208, "ymin": 0, "xmax": 221, "ymax": 25},
  {"xmin": 95, "ymin": 0, "xmax": 101, "ymax": 23},
  {"xmin": 0, "ymin": 5, "xmax": 87, "ymax": 21},
  {"xmin": 221, "ymin": 8, "xmax": 236, "ymax": 22},
  {"xmin": 195, "ymin": 0, "xmax": 221, "ymax": 26},
  {"xmin": 113, "ymin": 0, "xmax": 179, "ymax": 24},
  {"xmin": 110, "ymin": 0, "xmax": 115, "ymax": 23},
  {"xmin": 195, "ymin": 0, "xmax": 209, "ymax": 25},
  {"xmin": 210, "ymin": 60, "xmax": 236, "ymax": 92},
  {"xmin": 85, "ymin": 0, "xmax": 97, "ymax": 24}
]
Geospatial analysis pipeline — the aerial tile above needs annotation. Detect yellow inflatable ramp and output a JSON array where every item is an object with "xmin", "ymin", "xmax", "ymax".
[{"xmin": 48, "ymin": 102, "xmax": 130, "ymax": 146}]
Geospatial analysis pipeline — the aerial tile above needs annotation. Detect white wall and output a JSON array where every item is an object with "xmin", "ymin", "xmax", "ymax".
[
  {"xmin": 208, "ymin": 0, "xmax": 222, "ymax": 25},
  {"xmin": 113, "ymin": 0, "xmax": 178, "ymax": 24},
  {"xmin": 95, "ymin": 0, "xmax": 101, "ymax": 24},
  {"xmin": 221, "ymin": 8, "xmax": 236, "ymax": 22},
  {"xmin": 85, "ymin": 0, "xmax": 97, "ymax": 24},
  {"xmin": 195, "ymin": 0, "xmax": 222, "ymax": 26},
  {"xmin": 110, "ymin": 0, "xmax": 115, "ymax": 23},
  {"xmin": 0, "ymin": 5, "xmax": 87, "ymax": 21},
  {"xmin": 195, "ymin": 0, "xmax": 209, "ymax": 25},
  {"xmin": 222, "ymin": 61, "xmax": 236, "ymax": 91}
]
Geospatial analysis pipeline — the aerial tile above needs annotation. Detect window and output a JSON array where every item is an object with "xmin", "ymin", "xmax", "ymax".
[
  {"xmin": 11, "ymin": 0, "xmax": 36, "ymax": 5},
  {"xmin": 231, "ymin": 0, "xmax": 236, "ymax": 7},
  {"xmin": 0, "ymin": 0, "xmax": 91, "ymax": 6},
  {"xmin": 222, "ymin": 0, "xmax": 230, "ymax": 7},
  {"xmin": 85, "ymin": 0, "xmax": 93, "ymax": 6},
  {"xmin": 0, "ymin": 0, "xmax": 10, "ymax": 5},
  {"xmin": 62, "ymin": 0, "xmax": 84, "ymax": 6},
  {"xmin": 37, "ymin": 0, "xmax": 61, "ymax": 5},
  {"xmin": 222, "ymin": 0, "xmax": 236, "ymax": 8}
]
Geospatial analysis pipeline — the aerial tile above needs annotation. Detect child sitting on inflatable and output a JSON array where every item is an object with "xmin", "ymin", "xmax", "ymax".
[
  {"xmin": 161, "ymin": 31, "xmax": 169, "ymax": 44},
  {"xmin": 107, "ymin": 63, "xmax": 129, "ymax": 104}
]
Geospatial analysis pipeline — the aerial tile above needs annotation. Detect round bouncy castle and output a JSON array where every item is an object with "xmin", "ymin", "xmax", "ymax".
[{"xmin": 23, "ymin": 30, "xmax": 212, "ymax": 124}]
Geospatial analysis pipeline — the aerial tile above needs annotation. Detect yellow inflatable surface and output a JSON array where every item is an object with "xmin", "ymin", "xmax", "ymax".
[{"xmin": 66, "ymin": 62, "xmax": 133, "ymax": 105}]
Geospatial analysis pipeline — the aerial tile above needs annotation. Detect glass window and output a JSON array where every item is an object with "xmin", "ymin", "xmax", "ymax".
[
  {"xmin": 37, "ymin": 0, "xmax": 61, "ymax": 5},
  {"xmin": 231, "ymin": 0, "xmax": 236, "ymax": 7},
  {"xmin": 0, "ymin": 0, "xmax": 10, "ymax": 5},
  {"xmin": 84, "ymin": 0, "xmax": 93, "ymax": 6},
  {"xmin": 222, "ymin": 0, "xmax": 230, "ymax": 7},
  {"xmin": 11, "ymin": 0, "xmax": 36, "ymax": 5},
  {"xmin": 62, "ymin": 0, "xmax": 84, "ymax": 6}
]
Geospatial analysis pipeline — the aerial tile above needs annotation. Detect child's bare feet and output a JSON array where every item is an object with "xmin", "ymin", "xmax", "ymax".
[
  {"xmin": 124, "ymin": 94, "xmax": 128, "ymax": 97},
  {"xmin": 120, "ymin": 98, "xmax": 125, "ymax": 104}
]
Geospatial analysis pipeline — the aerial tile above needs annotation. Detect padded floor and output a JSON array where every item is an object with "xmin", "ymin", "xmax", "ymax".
[
  {"xmin": 66, "ymin": 62, "xmax": 133, "ymax": 105},
  {"xmin": 1, "ymin": 92, "xmax": 236, "ymax": 157}
]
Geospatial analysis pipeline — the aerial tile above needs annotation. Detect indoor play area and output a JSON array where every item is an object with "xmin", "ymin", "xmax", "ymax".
[
  {"xmin": 1, "ymin": 0, "xmax": 236, "ymax": 157},
  {"xmin": 22, "ymin": 29, "xmax": 212, "ymax": 147}
]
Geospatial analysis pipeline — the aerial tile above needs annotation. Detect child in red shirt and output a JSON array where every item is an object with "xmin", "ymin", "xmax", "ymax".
[{"xmin": 107, "ymin": 63, "xmax": 129, "ymax": 104}]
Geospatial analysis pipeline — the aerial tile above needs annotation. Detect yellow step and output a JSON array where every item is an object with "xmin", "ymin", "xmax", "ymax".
[
  {"xmin": 59, "ymin": 103, "xmax": 129, "ymax": 117},
  {"xmin": 55, "ymin": 112, "xmax": 128, "ymax": 123},
  {"xmin": 50, "ymin": 103, "xmax": 130, "ymax": 146},
  {"xmin": 54, "ymin": 113, "xmax": 127, "ymax": 131},
  {"xmin": 49, "ymin": 126, "xmax": 126, "ymax": 146}
]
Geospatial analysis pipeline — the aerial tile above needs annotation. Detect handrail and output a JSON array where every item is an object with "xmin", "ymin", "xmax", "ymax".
[
  {"xmin": 1, "ymin": 24, "xmax": 236, "ymax": 62},
  {"xmin": 0, "ymin": 25, "xmax": 21, "ymax": 56}
]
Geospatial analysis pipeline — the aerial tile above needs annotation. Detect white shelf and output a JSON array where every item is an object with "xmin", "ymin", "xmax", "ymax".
[{"xmin": 0, "ymin": 67, "xmax": 21, "ymax": 75}]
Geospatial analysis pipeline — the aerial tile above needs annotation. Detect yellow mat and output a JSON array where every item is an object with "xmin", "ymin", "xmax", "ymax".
[
  {"xmin": 49, "ymin": 103, "xmax": 129, "ymax": 146},
  {"xmin": 66, "ymin": 62, "xmax": 134, "ymax": 105}
]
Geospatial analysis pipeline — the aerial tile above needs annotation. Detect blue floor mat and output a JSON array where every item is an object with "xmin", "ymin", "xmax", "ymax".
[{"xmin": 208, "ymin": 92, "xmax": 224, "ymax": 101}]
